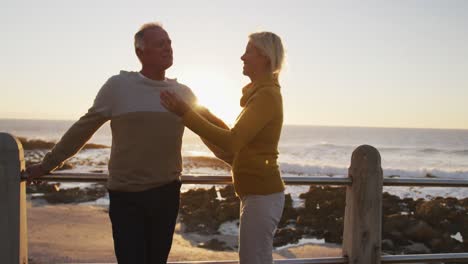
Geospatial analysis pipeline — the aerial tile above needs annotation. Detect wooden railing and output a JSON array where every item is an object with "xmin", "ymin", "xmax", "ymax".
[{"xmin": 1, "ymin": 132, "xmax": 467, "ymax": 264}]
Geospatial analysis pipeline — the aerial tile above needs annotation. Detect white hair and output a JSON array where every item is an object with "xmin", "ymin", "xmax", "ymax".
[
  {"xmin": 248, "ymin": 31, "xmax": 285, "ymax": 77},
  {"xmin": 134, "ymin": 22, "xmax": 164, "ymax": 51}
]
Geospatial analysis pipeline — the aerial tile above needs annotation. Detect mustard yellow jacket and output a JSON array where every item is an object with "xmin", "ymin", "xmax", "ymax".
[{"xmin": 183, "ymin": 76, "xmax": 285, "ymax": 196}]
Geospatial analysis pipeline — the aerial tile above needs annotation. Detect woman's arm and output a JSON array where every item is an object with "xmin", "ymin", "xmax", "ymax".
[
  {"xmin": 194, "ymin": 106, "xmax": 234, "ymax": 165},
  {"xmin": 161, "ymin": 89, "xmax": 276, "ymax": 153},
  {"xmin": 195, "ymin": 106, "xmax": 229, "ymax": 129}
]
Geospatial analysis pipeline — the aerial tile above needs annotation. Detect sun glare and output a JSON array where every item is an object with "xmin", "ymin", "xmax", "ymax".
[{"xmin": 178, "ymin": 70, "xmax": 243, "ymax": 126}]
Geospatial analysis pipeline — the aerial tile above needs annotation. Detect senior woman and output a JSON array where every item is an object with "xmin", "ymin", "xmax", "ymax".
[{"xmin": 161, "ymin": 31, "xmax": 285, "ymax": 264}]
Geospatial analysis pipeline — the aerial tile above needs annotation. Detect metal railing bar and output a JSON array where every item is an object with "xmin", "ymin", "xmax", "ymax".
[
  {"xmin": 23, "ymin": 173, "xmax": 353, "ymax": 185},
  {"xmin": 167, "ymin": 257, "xmax": 348, "ymax": 264},
  {"xmin": 30, "ymin": 172, "xmax": 109, "ymax": 183},
  {"xmin": 167, "ymin": 261, "xmax": 238, "ymax": 264},
  {"xmin": 381, "ymin": 252, "xmax": 468, "ymax": 263},
  {"xmin": 24, "ymin": 173, "xmax": 468, "ymax": 187},
  {"xmin": 276, "ymin": 258, "xmax": 348, "ymax": 264},
  {"xmin": 137, "ymin": 253, "xmax": 468, "ymax": 264},
  {"xmin": 383, "ymin": 177, "xmax": 468, "ymax": 187}
]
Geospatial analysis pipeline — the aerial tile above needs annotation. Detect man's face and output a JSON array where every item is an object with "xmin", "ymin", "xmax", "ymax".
[{"xmin": 138, "ymin": 28, "xmax": 173, "ymax": 71}]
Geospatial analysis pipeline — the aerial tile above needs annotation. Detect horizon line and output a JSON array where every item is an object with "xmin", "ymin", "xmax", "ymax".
[{"xmin": 1, "ymin": 117, "xmax": 467, "ymax": 131}]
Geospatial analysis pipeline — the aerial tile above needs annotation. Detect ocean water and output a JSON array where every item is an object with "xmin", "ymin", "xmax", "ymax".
[{"xmin": 1, "ymin": 118, "xmax": 467, "ymax": 199}]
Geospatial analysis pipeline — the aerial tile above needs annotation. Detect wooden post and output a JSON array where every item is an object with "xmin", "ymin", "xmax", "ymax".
[
  {"xmin": 0, "ymin": 133, "xmax": 28, "ymax": 264},
  {"xmin": 343, "ymin": 145, "xmax": 383, "ymax": 264}
]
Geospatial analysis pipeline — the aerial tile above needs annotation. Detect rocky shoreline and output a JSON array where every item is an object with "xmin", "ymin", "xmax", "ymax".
[
  {"xmin": 180, "ymin": 185, "xmax": 468, "ymax": 254},
  {"xmin": 28, "ymin": 183, "xmax": 467, "ymax": 254}
]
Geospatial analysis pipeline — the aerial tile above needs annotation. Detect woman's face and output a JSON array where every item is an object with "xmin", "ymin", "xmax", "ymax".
[{"xmin": 241, "ymin": 41, "xmax": 270, "ymax": 78}]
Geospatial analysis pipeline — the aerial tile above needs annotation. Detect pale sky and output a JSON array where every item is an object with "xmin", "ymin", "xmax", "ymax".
[{"xmin": 1, "ymin": 0, "xmax": 467, "ymax": 129}]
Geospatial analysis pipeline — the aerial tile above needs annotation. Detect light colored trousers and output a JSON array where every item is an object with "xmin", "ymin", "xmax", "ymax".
[{"xmin": 239, "ymin": 191, "xmax": 285, "ymax": 264}]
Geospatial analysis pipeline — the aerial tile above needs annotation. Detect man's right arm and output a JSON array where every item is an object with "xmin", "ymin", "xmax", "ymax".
[
  {"xmin": 40, "ymin": 111, "xmax": 110, "ymax": 172},
  {"xmin": 27, "ymin": 78, "xmax": 115, "ymax": 178}
]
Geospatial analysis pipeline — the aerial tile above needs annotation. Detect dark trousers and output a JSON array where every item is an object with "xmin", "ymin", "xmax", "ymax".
[{"xmin": 108, "ymin": 180, "xmax": 181, "ymax": 264}]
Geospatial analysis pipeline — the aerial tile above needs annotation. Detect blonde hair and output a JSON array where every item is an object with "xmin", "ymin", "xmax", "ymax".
[
  {"xmin": 248, "ymin": 31, "xmax": 285, "ymax": 77},
  {"xmin": 134, "ymin": 22, "xmax": 164, "ymax": 51}
]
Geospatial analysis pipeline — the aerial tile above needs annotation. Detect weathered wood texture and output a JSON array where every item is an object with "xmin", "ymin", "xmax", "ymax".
[
  {"xmin": 0, "ymin": 133, "xmax": 28, "ymax": 264},
  {"xmin": 343, "ymin": 145, "xmax": 383, "ymax": 264}
]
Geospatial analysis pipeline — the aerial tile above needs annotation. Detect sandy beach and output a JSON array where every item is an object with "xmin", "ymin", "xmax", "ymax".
[{"xmin": 27, "ymin": 203, "xmax": 342, "ymax": 263}]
